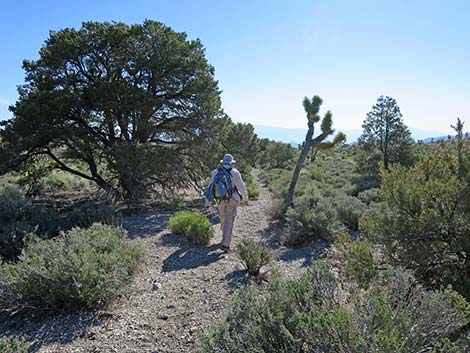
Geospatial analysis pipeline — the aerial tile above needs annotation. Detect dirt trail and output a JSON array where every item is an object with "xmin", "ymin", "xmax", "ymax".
[{"xmin": 1, "ymin": 172, "xmax": 328, "ymax": 353}]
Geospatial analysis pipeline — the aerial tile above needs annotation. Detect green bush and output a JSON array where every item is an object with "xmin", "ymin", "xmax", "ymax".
[
  {"xmin": 236, "ymin": 239, "xmax": 272, "ymax": 276},
  {"xmin": 62, "ymin": 201, "xmax": 121, "ymax": 230},
  {"xmin": 39, "ymin": 170, "xmax": 93, "ymax": 194},
  {"xmin": 362, "ymin": 148, "xmax": 470, "ymax": 299},
  {"xmin": 335, "ymin": 233, "xmax": 377, "ymax": 289},
  {"xmin": 0, "ymin": 224, "xmax": 142, "ymax": 311},
  {"xmin": 169, "ymin": 211, "xmax": 213, "ymax": 245},
  {"xmin": 268, "ymin": 197, "xmax": 285, "ymax": 220},
  {"xmin": 199, "ymin": 261, "xmax": 470, "ymax": 353},
  {"xmin": 160, "ymin": 195, "xmax": 185, "ymax": 211},
  {"xmin": 0, "ymin": 185, "xmax": 59, "ymax": 259},
  {"xmin": 246, "ymin": 179, "xmax": 260, "ymax": 200},
  {"xmin": 334, "ymin": 195, "xmax": 366, "ymax": 230},
  {"xmin": 0, "ymin": 336, "xmax": 29, "ymax": 353},
  {"xmin": 285, "ymin": 192, "xmax": 343, "ymax": 246},
  {"xmin": 357, "ymin": 188, "xmax": 380, "ymax": 205}
]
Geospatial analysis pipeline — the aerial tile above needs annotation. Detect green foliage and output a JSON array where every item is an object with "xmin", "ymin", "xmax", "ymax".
[
  {"xmin": 357, "ymin": 188, "xmax": 380, "ymax": 205},
  {"xmin": 0, "ymin": 174, "xmax": 20, "ymax": 192},
  {"xmin": 1, "ymin": 20, "xmax": 221, "ymax": 201},
  {"xmin": 268, "ymin": 197, "xmax": 285, "ymax": 221},
  {"xmin": 62, "ymin": 201, "xmax": 121, "ymax": 230},
  {"xmin": 356, "ymin": 95, "xmax": 414, "ymax": 175},
  {"xmin": 0, "ymin": 185, "xmax": 59, "ymax": 259},
  {"xmin": 257, "ymin": 139, "xmax": 296, "ymax": 169},
  {"xmin": 217, "ymin": 119, "xmax": 259, "ymax": 169},
  {"xmin": 285, "ymin": 191, "xmax": 343, "ymax": 246},
  {"xmin": 334, "ymin": 195, "xmax": 367, "ymax": 230},
  {"xmin": 169, "ymin": 211, "xmax": 213, "ymax": 245},
  {"xmin": 0, "ymin": 336, "xmax": 29, "ymax": 353},
  {"xmin": 160, "ymin": 195, "xmax": 185, "ymax": 211},
  {"xmin": 37, "ymin": 170, "xmax": 93, "ymax": 194},
  {"xmin": 335, "ymin": 234, "xmax": 377, "ymax": 289},
  {"xmin": 199, "ymin": 261, "xmax": 470, "ymax": 353},
  {"xmin": 362, "ymin": 139, "xmax": 470, "ymax": 299},
  {"xmin": 245, "ymin": 177, "xmax": 260, "ymax": 200},
  {"xmin": 236, "ymin": 239, "xmax": 272, "ymax": 276},
  {"xmin": 0, "ymin": 224, "xmax": 142, "ymax": 311}
]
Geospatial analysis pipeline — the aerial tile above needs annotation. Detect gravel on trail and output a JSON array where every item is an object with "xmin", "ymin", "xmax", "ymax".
[{"xmin": 0, "ymin": 174, "xmax": 329, "ymax": 353}]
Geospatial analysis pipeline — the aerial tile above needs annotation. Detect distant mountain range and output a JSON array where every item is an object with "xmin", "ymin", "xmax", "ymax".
[{"xmin": 253, "ymin": 125, "xmax": 450, "ymax": 146}]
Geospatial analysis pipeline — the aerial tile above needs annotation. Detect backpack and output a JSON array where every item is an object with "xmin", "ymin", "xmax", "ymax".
[{"xmin": 205, "ymin": 167, "xmax": 234, "ymax": 203}]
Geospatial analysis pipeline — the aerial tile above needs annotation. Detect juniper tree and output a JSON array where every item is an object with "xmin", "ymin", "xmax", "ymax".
[
  {"xmin": 0, "ymin": 20, "xmax": 221, "ymax": 201},
  {"xmin": 284, "ymin": 96, "xmax": 345, "ymax": 210}
]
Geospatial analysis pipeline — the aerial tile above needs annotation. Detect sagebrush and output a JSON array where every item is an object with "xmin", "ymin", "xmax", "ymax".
[
  {"xmin": 199, "ymin": 261, "xmax": 470, "ymax": 353},
  {"xmin": 0, "ymin": 336, "xmax": 29, "ymax": 353},
  {"xmin": 0, "ymin": 224, "xmax": 142, "ymax": 311},
  {"xmin": 236, "ymin": 238, "xmax": 272, "ymax": 276}
]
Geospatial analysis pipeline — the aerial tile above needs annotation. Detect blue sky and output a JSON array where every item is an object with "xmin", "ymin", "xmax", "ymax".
[{"xmin": 1, "ymin": 0, "xmax": 469, "ymax": 137}]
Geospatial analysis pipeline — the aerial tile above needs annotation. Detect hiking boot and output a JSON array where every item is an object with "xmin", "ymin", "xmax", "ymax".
[{"xmin": 219, "ymin": 244, "xmax": 230, "ymax": 253}]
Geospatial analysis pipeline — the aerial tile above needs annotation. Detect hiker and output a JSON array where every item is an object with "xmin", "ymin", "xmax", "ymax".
[{"xmin": 205, "ymin": 154, "xmax": 249, "ymax": 252}]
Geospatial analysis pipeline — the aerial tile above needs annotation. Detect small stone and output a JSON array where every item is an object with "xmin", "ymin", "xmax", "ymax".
[
  {"xmin": 158, "ymin": 313, "xmax": 169, "ymax": 320},
  {"xmin": 167, "ymin": 304, "xmax": 176, "ymax": 309},
  {"xmin": 152, "ymin": 281, "xmax": 162, "ymax": 291}
]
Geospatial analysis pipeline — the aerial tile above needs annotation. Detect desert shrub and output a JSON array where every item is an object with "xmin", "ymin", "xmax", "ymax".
[
  {"xmin": 335, "ymin": 233, "xmax": 377, "ymax": 289},
  {"xmin": 362, "ymin": 147, "xmax": 470, "ymax": 299},
  {"xmin": 0, "ymin": 336, "xmax": 29, "ymax": 353},
  {"xmin": 199, "ymin": 261, "xmax": 470, "ymax": 353},
  {"xmin": 268, "ymin": 197, "xmax": 285, "ymax": 220},
  {"xmin": 352, "ymin": 174, "xmax": 381, "ymax": 194},
  {"xmin": 334, "ymin": 195, "xmax": 367, "ymax": 230},
  {"xmin": 0, "ymin": 224, "xmax": 142, "ymax": 311},
  {"xmin": 0, "ymin": 185, "xmax": 59, "ymax": 259},
  {"xmin": 160, "ymin": 195, "xmax": 185, "ymax": 211},
  {"xmin": 61, "ymin": 201, "xmax": 121, "ymax": 230},
  {"xmin": 352, "ymin": 271, "xmax": 470, "ymax": 353},
  {"xmin": 246, "ymin": 178, "xmax": 260, "ymax": 200},
  {"xmin": 169, "ymin": 211, "xmax": 213, "ymax": 245},
  {"xmin": 0, "ymin": 174, "xmax": 20, "ymax": 192},
  {"xmin": 357, "ymin": 187, "xmax": 380, "ymax": 205},
  {"xmin": 285, "ymin": 192, "xmax": 343, "ymax": 246},
  {"xmin": 38, "ymin": 170, "xmax": 93, "ymax": 194},
  {"xmin": 264, "ymin": 169, "xmax": 291, "ymax": 198},
  {"xmin": 236, "ymin": 239, "xmax": 272, "ymax": 276}
]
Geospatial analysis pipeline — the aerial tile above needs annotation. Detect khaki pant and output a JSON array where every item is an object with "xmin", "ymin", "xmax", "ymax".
[{"xmin": 217, "ymin": 198, "xmax": 239, "ymax": 247}]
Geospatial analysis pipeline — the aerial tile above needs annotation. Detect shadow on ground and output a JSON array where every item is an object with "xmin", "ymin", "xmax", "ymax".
[
  {"xmin": 160, "ymin": 233, "xmax": 225, "ymax": 273},
  {"xmin": 123, "ymin": 211, "xmax": 174, "ymax": 238},
  {"xmin": 224, "ymin": 270, "xmax": 251, "ymax": 292},
  {"xmin": 0, "ymin": 310, "xmax": 108, "ymax": 353},
  {"xmin": 256, "ymin": 221, "xmax": 331, "ymax": 268}
]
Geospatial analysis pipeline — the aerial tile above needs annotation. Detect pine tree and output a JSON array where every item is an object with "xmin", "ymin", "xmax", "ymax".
[{"xmin": 357, "ymin": 96, "xmax": 413, "ymax": 174}]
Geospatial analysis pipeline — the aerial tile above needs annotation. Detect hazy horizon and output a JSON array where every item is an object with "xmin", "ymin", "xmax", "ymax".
[
  {"xmin": 1, "ymin": 0, "xmax": 469, "ymax": 135},
  {"xmin": 252, "ymin": 124, "xmax": 453, "ymax": 145}
]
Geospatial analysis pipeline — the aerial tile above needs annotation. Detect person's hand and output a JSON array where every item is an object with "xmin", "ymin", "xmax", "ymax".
[{"xmin": 242, "ymin": 199, "xmax": 249, "ymax": 206}]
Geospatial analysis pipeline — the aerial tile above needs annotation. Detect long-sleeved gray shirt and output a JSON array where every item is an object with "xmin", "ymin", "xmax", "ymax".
[{"xmin": 205, "ymin": 167, "xmax": 248, "ymax": 203}]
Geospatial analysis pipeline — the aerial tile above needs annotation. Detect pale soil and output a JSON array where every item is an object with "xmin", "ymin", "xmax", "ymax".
[{"xmin": 0, "ymin": 172, "xmax": 329, "ymax": 353}]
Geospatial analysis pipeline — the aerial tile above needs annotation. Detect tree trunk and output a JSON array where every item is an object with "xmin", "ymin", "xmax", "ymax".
[
  {"xmin": 383, "ymin": 123, "xmax": 390, "ymax": 170},
  {"xmin": 285, "ymin": 122, "xmax": 315, "ymax": 210}
]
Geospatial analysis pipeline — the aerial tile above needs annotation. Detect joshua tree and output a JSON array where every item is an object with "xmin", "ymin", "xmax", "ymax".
[{"xmin": 284, "ymin": 96, "xmax": 345, "ymax": 210}]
